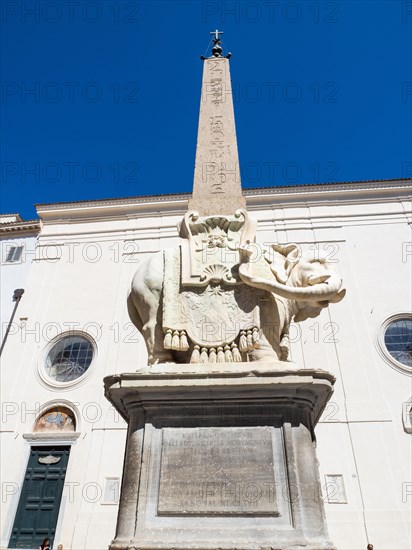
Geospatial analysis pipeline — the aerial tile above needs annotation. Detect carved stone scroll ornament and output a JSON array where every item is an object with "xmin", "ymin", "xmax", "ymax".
[{"xmin": 180, "ymin": 209, "xmax": 256, "ymax": 287}]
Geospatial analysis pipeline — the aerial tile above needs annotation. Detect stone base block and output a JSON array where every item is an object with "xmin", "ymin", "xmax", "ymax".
[{"xmin": 104, "ymin": 363, "xmax": 336, "ymax": 550}]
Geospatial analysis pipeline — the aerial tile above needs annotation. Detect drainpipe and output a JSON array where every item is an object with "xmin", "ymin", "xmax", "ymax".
[{"xmin": 0, "ymin": 289, "xmax": 25, "ymax": 357}]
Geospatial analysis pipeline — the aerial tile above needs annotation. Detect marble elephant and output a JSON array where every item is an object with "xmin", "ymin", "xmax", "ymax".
[{"xmin": 127, "ymin": 243, "xmax": 346, "ymax": 364}]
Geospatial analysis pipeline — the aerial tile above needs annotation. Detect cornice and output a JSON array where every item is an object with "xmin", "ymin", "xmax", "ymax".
[
  {"xmin": 0, "ymin": 213, "xmax": 22, "ymax": 221},
  {"xmin": 33, "ymin": 179, "xmax": 411, "ymax": 222},
  {"xmin": 245, "ymin": 179, "xmax": 411, "ymax": 199},
  {"xmin": 0, "ymin": 220, "xmax": 41, "ymax": 236}
]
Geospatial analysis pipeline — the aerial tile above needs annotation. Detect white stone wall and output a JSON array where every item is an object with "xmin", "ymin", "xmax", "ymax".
[
  {"xmin": 0, "ymin": 182, "xmax": 411, "ymax": 550},
  {"xmin": 0, "ymin": 233, "xmax": 38, "ymax": 342}
]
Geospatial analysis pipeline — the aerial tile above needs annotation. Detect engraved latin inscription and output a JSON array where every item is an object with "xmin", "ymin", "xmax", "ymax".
[{"xmin": 158, "ymin": 427, "xmax": 279, "ymax": 516}]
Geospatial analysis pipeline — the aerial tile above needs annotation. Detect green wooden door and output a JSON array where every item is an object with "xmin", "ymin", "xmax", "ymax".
[{"xmin": 9, "ymin": 446, "xmax": 70, "ymax": 549}]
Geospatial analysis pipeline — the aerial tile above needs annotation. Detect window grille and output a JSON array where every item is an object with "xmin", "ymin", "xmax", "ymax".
[
  {"xmin": 384, "ymin": 319, "xmax": 412, "ymax": 368},
  {"xmin": 6, "ymin": 246, "xmax": 23, "ymax": 263},
  {"xmin": 45, "ymin": 335, "xmax": 94, "ymax": 383}
]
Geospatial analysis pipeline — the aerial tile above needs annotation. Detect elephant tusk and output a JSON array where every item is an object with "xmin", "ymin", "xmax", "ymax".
[{"xmin": 308, "ymin": 274, "xmax": 330, "ymax": 285}]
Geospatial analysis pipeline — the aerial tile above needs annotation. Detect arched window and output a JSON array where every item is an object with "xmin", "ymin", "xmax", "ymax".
[{"xmin": 34, "ymin": 407, "xmax": 76, "ymax": 432}]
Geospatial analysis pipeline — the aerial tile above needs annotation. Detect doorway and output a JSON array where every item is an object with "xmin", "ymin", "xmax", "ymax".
[{"xmin": 8, "ymin": 446, "xmax": 70, "ymax": 548}]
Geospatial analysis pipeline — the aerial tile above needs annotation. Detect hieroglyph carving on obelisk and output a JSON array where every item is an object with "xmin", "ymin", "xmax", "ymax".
[{"xmin": 189, "ymin": 31, "xmax": 246, "ymax": 215}]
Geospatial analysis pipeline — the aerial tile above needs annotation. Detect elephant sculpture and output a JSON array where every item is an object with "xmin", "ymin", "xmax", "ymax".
[{"xmin": 127, "ymin": 241, "xmax": 345, "ymax": 365}]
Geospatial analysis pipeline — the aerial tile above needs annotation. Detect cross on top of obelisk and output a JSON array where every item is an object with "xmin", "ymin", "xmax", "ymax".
[
  {"xmin": 209, "ymin": 29, "xmax": 225, "ymax": 58},
  {"xmin": 210, "ymin": 29, "xmax": 223, "ymax": 41}
]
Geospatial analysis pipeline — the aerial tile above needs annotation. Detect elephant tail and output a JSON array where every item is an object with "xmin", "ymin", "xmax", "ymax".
[{"xmin": 127, "ymin": 291, "xmax": 143, "ymax": 334}]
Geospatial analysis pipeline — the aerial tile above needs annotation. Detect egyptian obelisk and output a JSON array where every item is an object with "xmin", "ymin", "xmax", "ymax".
[{"xmin": 189, "ymin": 30, "xmax": 246, "ymax": 215}]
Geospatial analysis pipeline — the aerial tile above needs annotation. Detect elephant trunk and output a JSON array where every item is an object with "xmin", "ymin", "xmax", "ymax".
[{"xmin": 239, "ymin": 263, "xmax": 344, "ymax": 302}]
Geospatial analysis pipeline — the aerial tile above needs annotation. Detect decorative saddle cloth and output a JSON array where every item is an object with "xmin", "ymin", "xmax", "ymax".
[{"xmin": 162, "ymin": 247, "xmax": 262, "ymax": 363}]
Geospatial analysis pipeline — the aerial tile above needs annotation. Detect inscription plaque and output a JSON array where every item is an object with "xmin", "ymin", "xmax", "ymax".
[{"xmin": 158, "ymin": 427, "xmax": 279, "ymax": 516}]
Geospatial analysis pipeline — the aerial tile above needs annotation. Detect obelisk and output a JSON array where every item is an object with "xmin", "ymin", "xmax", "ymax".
[{"xmin": 188, "ymin": 30, "xmax": 246, "ymax": 215}]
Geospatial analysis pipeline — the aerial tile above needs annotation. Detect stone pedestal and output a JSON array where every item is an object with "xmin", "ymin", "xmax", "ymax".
[{"xmin": 104, "ymin": 363, "xmax": 336, "ymax": 550}]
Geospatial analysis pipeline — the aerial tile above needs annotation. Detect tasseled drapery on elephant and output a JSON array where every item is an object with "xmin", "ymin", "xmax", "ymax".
[{"xmin": 127, "ymin": 243, "xmax": 346, "ymax": 365}]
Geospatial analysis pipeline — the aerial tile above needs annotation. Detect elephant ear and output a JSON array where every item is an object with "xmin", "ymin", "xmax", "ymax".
[{"xmin": 265, "ymin": 244, "xmax": 300, "ymax": 284}]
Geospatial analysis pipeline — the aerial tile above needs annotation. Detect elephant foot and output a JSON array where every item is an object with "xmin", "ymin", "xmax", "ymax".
[
  {"xmin": 247, "ymin": 348, "xmax": 280, "ymax": 363},
  {"xmin": 280, "ymin": 348, "xmax": 289, "ymax": 361},
  {"xmin": 149, "ymin": 351, "xmax": 175, "ymax": 365},
  {"xmin": 280, "ymin": 335, "xmax": 290, "ymax": 361}
]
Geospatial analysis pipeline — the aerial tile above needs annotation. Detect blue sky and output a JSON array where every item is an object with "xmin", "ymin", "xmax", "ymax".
[{"xmin": 1, "ymin": 0, "xmax": 411, "ymax": 220}]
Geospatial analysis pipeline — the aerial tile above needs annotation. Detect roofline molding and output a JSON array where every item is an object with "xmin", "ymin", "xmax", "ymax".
[
  {"xmin": 0, "ymin": 220, "xmax": 41, "ymax": 236},
  {"xmin": 34, "ymin": 179, "xmax": 412, "ymax": 221}
]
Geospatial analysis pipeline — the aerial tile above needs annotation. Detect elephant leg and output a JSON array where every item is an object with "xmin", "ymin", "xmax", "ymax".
[
  {"xmin": 128, "ymin": 293, "xmax": 158, "ymax": 365},
  {"xmin": 145, "ymin": 296, "xmax": 176, "ymax": 365},
  {"xmin": 140, "ymin": 314, "xmax": 173, "ymax": 365},
  {"xmin": 141, "ymin": 318, "xmax": 157, "ymax": 364},
  {"xmin": 145, "ymin": 320, "xmax": 175, "ymax": 364},
  {"xmin": 128, "ymin": 293, "xmax": 157, "ymax": 363},
  {"xmin": 280, "ymin": 332, "xmax": 290, "ymax": 361},
  {"xmin": 247, "ymin": 333, "xmax": 279, "ymax": 362}
]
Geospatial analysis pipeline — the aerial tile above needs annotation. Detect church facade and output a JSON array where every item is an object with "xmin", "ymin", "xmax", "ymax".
[
  {"xmin": 1, "ymin": 33, "xmax": 411, "ymax": 550},
  {"xmin": 1, "ymin": 179, "xmax": 411, "ymax": 550}
]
